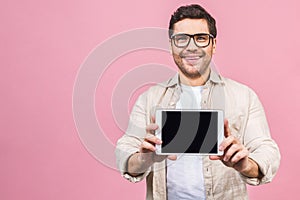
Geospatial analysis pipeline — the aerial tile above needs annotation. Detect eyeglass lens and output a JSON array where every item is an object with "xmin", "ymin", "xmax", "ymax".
[{"xmin": 173, "ymin": 34, "xmax": 211, "ymax": 48}]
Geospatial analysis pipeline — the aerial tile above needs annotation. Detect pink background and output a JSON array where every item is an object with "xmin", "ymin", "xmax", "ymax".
[{"xmin": 1, "ymin": 0, "xmax": 299, "ymax": 199}]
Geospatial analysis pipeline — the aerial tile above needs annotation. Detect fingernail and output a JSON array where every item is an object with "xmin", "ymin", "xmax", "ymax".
[{"xmin": 156, "ymin": 139, "xmax": 162, "ymax": 144}]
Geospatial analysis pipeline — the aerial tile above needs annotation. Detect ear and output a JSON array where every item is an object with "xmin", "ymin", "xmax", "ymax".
[{"xmin": 212, "ymin": 38, "xmax": 217, "ymax": 54}]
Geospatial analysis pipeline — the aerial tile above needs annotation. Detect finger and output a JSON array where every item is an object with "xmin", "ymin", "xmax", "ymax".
[
  {"xmin": 231, "ymin": 148, "xmax": 249, "ymax": 163},
  {"xmin": 145, "ymin": 133, "xmax": 162, "ymax": 145},
  {"xmin": 146, "ymin": 123, "xmax": 159, "ymax": 134},
  {"xmin": 223, "ymin": 143, "xmax": 243, "ymax": 162},
  {"xmin": 219, "ymin": 135, "xmax": 237, "ymax": 151},
  {"xmin": 151, "ymin": 115, "xmax": 156, "ymax": 123},
  {"xmin": 224, "ymin": 119, "xmax": 231, "ymax": 138},
  {"xmin": 209, "ymin": 155, "xmax": 222, "ymax": 160},
  {"xmin": 167, "ymin": 155, "xmax": 177, "ymax": 160},
  {"xmin": 140, "ymin": 140, "xmax": 156, "ymax": 152}
]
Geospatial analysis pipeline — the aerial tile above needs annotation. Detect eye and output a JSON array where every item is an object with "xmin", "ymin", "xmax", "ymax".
[
  {"xmin": 175, "ymin": 35, "xmax": 189, "ymax": 43},
  {"xmin": 195, "ymin": 35, "xmax": 208, "ymax": 42}
]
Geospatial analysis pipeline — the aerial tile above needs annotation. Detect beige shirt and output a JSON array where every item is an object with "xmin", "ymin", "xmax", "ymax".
[{"xmin": 115, "ymin": 71, "xmax": 280, "ymax": 200}]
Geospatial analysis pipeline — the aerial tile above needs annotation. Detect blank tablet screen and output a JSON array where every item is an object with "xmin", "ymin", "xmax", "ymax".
[{"xmin": 161, "ymin": 111, "xmax": 218, "ymax": 154}]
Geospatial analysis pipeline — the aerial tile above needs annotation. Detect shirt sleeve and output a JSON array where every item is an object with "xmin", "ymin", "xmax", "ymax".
[
  {"xmin": 240, "ymin": 88, "xmax": 281, "ymax": 185},
  {"xmin": 115, "ymin": 135, "xmax": 151, "ymax": 183},
  {"xmin": 115, "ymin": 91, "xmax": 152, "ymax": 183}
]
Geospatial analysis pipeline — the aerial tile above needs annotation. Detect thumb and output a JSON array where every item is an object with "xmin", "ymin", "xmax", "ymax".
[
  {"xmin": 167, "ymin": 155, "xmax": 177, "ymax": 160},
  {"xmin": 209, "ymin": 155, "xmax": 221, "ymax": 160},
  {"xmin": 224, "ymin": 119, "xmax": 231, "ymax": 138},
  {"xmin": 151, "ymin": 115, "xmax": 156, "ymax": 123}
]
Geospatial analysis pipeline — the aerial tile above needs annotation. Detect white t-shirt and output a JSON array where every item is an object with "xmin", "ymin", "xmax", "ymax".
[{"xmin": 167, "ymin": 84, "xmax": 206, "ymax": 200}]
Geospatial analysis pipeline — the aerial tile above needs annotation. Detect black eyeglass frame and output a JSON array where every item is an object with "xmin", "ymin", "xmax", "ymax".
[{"xmin": 171, "ymin": 33, "xmax": 215, "ymax": 48}]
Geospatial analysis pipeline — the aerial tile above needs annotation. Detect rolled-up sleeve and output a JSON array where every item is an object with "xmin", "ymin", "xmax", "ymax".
[
  {"xmin": 240, "ymin": 89, "xmax": 281, "ymax": 185},
  {"xmin": 115, "ymin": 135, "xmax": 151, "ymax": 183},
  {"xmin": 115, "ymin": 92, "xmax": 152, "ymax": 183}
]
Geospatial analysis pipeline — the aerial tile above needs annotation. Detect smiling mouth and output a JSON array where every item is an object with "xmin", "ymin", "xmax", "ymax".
[
  {"xmin": 182, "ymin": 55, "xmax": 202, "ymax": 65},
  {"xmin": 183, "ymin": 56, "xmax": 200, "ymax": 60}
]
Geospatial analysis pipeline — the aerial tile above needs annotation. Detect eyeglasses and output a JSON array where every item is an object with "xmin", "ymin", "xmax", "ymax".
[{"xmin": 171, "ymin": 33, "xmax": 214, "ymax": 48}]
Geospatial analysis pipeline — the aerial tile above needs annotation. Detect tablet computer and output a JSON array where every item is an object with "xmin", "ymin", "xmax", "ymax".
[{"xmin": 155, "ymin": 109, "xmax": 224, "ymax": 155}]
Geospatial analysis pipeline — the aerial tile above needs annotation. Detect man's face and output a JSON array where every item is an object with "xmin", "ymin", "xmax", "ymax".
[{"xmin": 171, "ymin": 18, "xmax": 216, "ymax": 79}]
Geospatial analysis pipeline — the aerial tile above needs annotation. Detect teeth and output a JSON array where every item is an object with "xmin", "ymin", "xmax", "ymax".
[
  {"xmin": 184, "ymin": 56, "xmax": 200, "ymax": 59},
  {"xmin": 182, "ymin": 55, "xmax": 200, "ymax": 59}
]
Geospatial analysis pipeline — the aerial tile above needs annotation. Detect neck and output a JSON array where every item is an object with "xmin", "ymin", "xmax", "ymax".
[{"xmin": 179, "ymin": 68, "xmax": 210, "ymax": 86}]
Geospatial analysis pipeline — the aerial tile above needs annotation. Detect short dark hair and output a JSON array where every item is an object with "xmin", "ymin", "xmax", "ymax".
[{"xmin": 168, "ymin": 4, "xmax": 217, "ymax": 39}]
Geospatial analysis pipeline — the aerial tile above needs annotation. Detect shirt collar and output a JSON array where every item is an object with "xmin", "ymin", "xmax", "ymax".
[{"xmin": 159, "ymin": 69, "xmax": 224, "ymax": 88}]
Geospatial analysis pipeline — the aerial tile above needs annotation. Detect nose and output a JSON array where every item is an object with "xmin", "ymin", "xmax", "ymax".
[{"xmin": 186, "ymin": 37, "xmax": 198, "ymax": 51}]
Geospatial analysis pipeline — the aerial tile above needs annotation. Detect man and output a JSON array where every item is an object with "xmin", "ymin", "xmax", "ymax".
[{"xmin": 115, "ymin": 4, "xmax": 280, "ymax": 200}]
